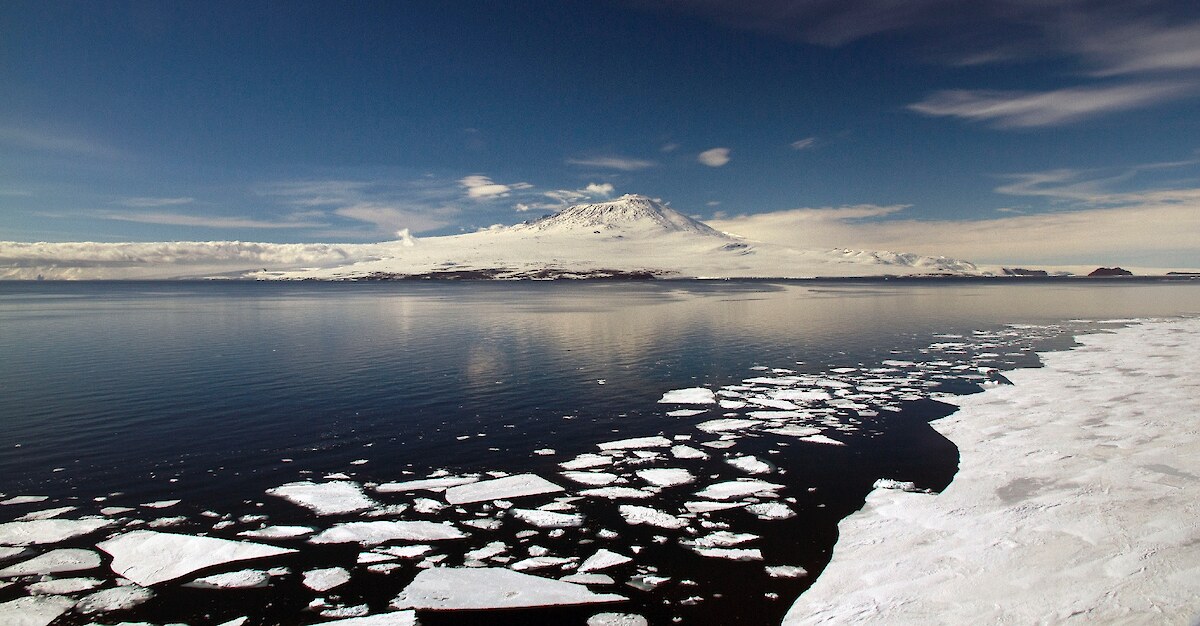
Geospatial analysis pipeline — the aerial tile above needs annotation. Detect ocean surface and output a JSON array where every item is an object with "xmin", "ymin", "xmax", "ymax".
[{"xmin": 1, "ymin": 279, "xmax": 1198, "ymax": 625}]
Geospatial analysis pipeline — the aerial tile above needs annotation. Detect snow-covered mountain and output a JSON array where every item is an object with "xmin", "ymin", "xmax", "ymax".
[
  {"xmin": 251, "ymin": 194, "xmax": 978, "ymax": 280},
  {"xmin": 0, "ymin": 195, "xmax": 981, "ymax": 280}
]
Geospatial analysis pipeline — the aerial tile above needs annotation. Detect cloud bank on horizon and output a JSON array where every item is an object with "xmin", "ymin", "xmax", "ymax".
[{"xmin": 1, "ymin": 0, "xmax": 1198, "ymax": 269}]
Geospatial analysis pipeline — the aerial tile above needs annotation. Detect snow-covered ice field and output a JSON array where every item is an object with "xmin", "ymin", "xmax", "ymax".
[{"xmin": 786, "ymin": 318, "xmax": 1200, "ymax": 624}]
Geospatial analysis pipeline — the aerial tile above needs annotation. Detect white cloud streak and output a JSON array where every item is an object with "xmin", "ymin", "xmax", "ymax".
[
  {"xmin": 790, "ymin": 137, "xmax": 817, "ymax": 150},
  {"xmin": 115, "ymin": 197, "xmax": 195, "ymax": 208},
  {"xmin": 698, "ymin": 147, "xmax": 731, "ymax": 167},
  {"xmin": 566, "ymin": 156, "xmax": 658, "ymax": 171},
  {"xmin": 908, "ymin": 83, "xmax": 1194, "ymax": 127},
  {"xmin": 103, "ymin": 212, "xmax": 325, "ymax": 229}
]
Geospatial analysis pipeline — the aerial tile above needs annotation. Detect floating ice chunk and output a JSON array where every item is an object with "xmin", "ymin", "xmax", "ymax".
[
  {"xmin": 15, "ymin": 506, "xmax": 76, "ymax": 522},
  {"xmin": 635, "ymin": 468, "xmax": 695, "ymax": 488},
  {"xmin": 597, "ymin": 436, "xmax": 672, "ymax": 451},
  {"xmin": 579, "ymin": 549, "xmax": 633, "ymax": 572},
  {"xmin": 0, "ymin": 595, "xmax": 75, "ymax": 626},
  {"xmin": 745, "ymin": 502, "xmax": 796, "ymax": 520},
  {"xmin": 465, "ymin": 541, "xmax": 508, "ymax": 561},
  {"xmin": 0, "ymin": 548, "xmax": 101, "ymax": 577},
  {"xmin": 413, "ymin": 498, "xmax": 447, "ymax": 514},
  {"xmin": 511, "ymin": 556, "xmax": 575, "ymax": 571},
  {"xmin": 797, "ymin": 434, "xmax": 845, "ymax": 446},
  {"xmin": 726, "ymin": 456, "xmax": 772, "ymax": 474},
  {"xmin": 747, "ymin": 397, "xmax": 800, "ymax": 410},
  {"xmin": 376, "ymin": 476, "xmax": 480, "ymax": 493},
  {"xmin": 719, "ymin": 400, "xmax": 748, "ymax": 409},
  {"xmin": 141, "ymin": 499, "xmax": 181, "ymax": 509},
  {"xmin": 461, "ymin": 518, "xmax": 502, "ymax": 530},
  {"xmin": 684, "ymin": 501, "xmax": 745, "ymax": 513},
  {"xmin": 377, "ymin": 545, "xmax": 435, "ymax": 559},
  {"xmin": 238, "ymin": 525, "xmax": 315, "ymax": 539},
  {"xmin": 696, "ymin": 419, "xmax": 761, "ymax": 433},
  {"xmin": 445, "ymin": 474, "xmax": 565, "ymax": 505},
  {"xmin": 186, "ymin": 569, "xmax": 271, "ymax": 589},
  {"xmin": 659, "ymin": 388, "xmax": 716, "ymax": 404},
  {"xmin": 216, "ymin": 618, "xmax": 250, "ymax": 626},
  {"xmin": 745, "ymin": 376, "xmax": 801, "ymax": 386},
  {"xmin": 26, "ymin": 576, "xmax": 103, "ymax": 594},
  {"xmin": 872, "ymin": 478, "xmax": 929, "ymax": 493},
  {"xmin": 764, "ymin": 564, "xmax": 808, "ymax": 578},
  {"xmin": 0, "ymin": 518, "xmax": 114, "ymax": 546},
  {"xmin": 670, "ymin": 445, "xmax": 709, "ymax": 460},
  {"xmin": 75, "ymin": 584, "xmax": 154, "ymax": 613},
  {"xmin": 561, "ymin": 471, "xmax": 621, "ymax": 486},
  {"xmin": 318, "ymin": 612, "xmax": 418, "ymax": 625},
  {"xmin": 0, "ymin": 547, "xmax": 26, "ymax": 562},
  {"xmin": 691, "ymin": 547, "xmax": 762, "ymax": 561},
  {"xmin": 309, "ymin": 521, "xmax": 467, "ymax": 545},
  {"xmin": 97, "ymin": 530, "xmax": 297, "ymax": 586},
  {"xmin": 561, "ymin": 573, "xmax": 615, "ymax": 585},
  {"xmin": 618, "ymin": 505, "xmax": 688, "ymax": 530},
  {"xmin": 689, "ymin": 531, "xmax": 759, "ymax": 548},
  {"xmin": 626, "ymin": 574, "xmax": 670, "ymax": 591},
  {"xmin": 0, "ymin": 496, "xmax": 48, "ymax": 506},
  {"xmin": 266, "ymin": 481, "xmax": 377, "ymax": 515},
  {"xmin": 512, "ymin": 509, "xmax": 584, "ymax": 528},
  {"xmin": 391, "ymin": 567, "xmax": 625, "ymax": 610},
  {"xmin": 763, "ymin": 426, "xmax": 822, "ymax": 438},
  {"xmin": 148, "ymin": 515, "xmax": 188, "ymax": 528},
  {"xmin": 579, "ymin": 487, "xmax": 655, "ymax": 500},
  {"xmin": 560, "ymin": 454, "xmax": 614, "ymax": 470},
  {"xmin": 694, "ymin": 480, "xmax": 785, "ymax": 500},
  {"xmin": 769, "ymin": 389, "xmax": 832, "ymax": 403},
  {"xmin": 587, "ymin": 613, "xmax": 649, "ymax": 626},
  {"xmin": 304, "ymin": 566, "xmax": 351, "ymax": 592},
  {"xmin": 700, "ymin": 440, "xmax": 738, "ymax": 449},
  {"xmin": 99, "ymin": 506, "xmax": 135, "ymax": 516},
  {"xmin": 666, "ymin": 409, "xmax": 707, "ymax": 417}
]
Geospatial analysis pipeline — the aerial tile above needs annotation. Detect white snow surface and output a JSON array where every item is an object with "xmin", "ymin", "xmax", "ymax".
[
  {"xmin": 186, "ymin": 569, "xmax": 271, "ymax": 589},
  {"xmin": 658, "ymin": 388, "xmax": 717, "ymax": 404},
  {"xmin": 635, "ymin": 468, "xmax": 695, "ymax": 488},
  {"xmin": 303, "ymin": 566, "xmax": 351, "ymax": 592},
  {"xmin": 0, "ymin": 548, "xmax": 101, "ymax": 577},
  {"xmin": 597, "ymin": 436, "xmax": 672, "ymax": 450},
  {"xmin": 786, "ymin": 318, "xmax": 1200, "ymax": 625},
  {"xmin": 308, "ymin": 521, "xmax": 467, "ymax": 545},
  {"xmin": 579, "ymin": 549, "xmax": 633, "ymax": 572},
  {"xmin": 0, "ymin": 595, "xmax": 75, "ymax": 626},
  {"xmin": 97, "ymin": 530, "xmax": 297, "ymax": 586},
  {"xmin": 319, "ymin": 612, "xmax": 418, "ymax": 625},
  {"xmin": 0, "ymin": 518, "xmax": 114, "ymax": 546},
  {"xmin": 444, "ymin": 474, "xmax": 565, "ymax": 505},
  {"xmin": 390, "ymin": 567, "xmax": 626, "ymax": 610},
  {"xmin": 266, "ymin": 481, "xmax": 377, "ymax": 515}
]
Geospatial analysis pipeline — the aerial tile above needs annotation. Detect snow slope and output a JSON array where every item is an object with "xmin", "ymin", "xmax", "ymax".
[
  {"xmin": 784, "ymin": 318, "xmax": 1200, "ymax": 625},
  {"xmin": 252, "ymin": 195, "xmax": 977, "ymax": 280}
]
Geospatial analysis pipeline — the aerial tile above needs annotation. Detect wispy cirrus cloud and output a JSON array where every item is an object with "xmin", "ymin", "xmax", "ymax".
[
  {"xmin": 459, "ymin": 175, "xmax": 533, "ymax": 199},
  {"xmin": 258, "ymin": 177, "xmax": 461, "ymax": 236},
  {"xmin": 0, "ymin": 125, "xmax": 123, "ymax": 159},
  {"xmin": 102, "ymin": 212, "xmax": 325, "ymax": 229},
  {"xmin": 566, "ymin": 155, "xmax": 658, "ymax": 171},
  {"xmin": 908, "ymin": 83, "xmax": 1195, "ymax": 128},
  {"xmin": 515, "ymin": 182, "xmax": 617, "ymax": 212},
  {"xmin": 115, "ymin": 196, "xmax": 195, "ymax": 208},
  {"xmin": 790, "ymin": 137, "xmax": 817, "ymax": 150}
]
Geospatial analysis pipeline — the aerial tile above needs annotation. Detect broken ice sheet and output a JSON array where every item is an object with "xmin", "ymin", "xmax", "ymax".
[
  {"xmin": 696, "ymin": 418, "xmax": 761, "ymax": 433},
  {"xmin": 560, "ymin": 454, "xmax": 614, "ymax": 470},
  {"xmin": 726, "ymin": 456, "xmax": 772, "ymax": 474},
  {"xmin": 391, "ymin": 567, "xmax": 625, "ymax": 610},
  {"xmin": 237, "ymin": 525, "xmax": 315, "ymax": 539},
  {"xmin": 304, "ymin": 566, "xmax": 351, "ymax": 592},
  {"xmin": 658, "ymin": 387, "xmax": 717, "ymax": 404},
  {"xmin": 618, "ymin": 505, "xmax": 688, "ymax": 529},
  {"xmin": 266, "ymin": 481, "xmax": 378, "ymax": 515},
  {"xmin": 186, "ymin": 569, "xmax": 271, "ymax": 589},
  {"xmin": 98, "ymin": 530, "xmax": 297, "ymax": 586},
  {"xmin": 691, "ymin": 547, "xmax": 763, "ymax": 561},
  {"xmin": 0, "ymin": 595, "xmax": 75, "ymax": 626},
  {"xmin": 375, "ymin": 476, "xmax": 480, "ymax": 493},
  {"xmin": 309, "ymin": 520, "xmax": 466, "ymax": 546},
  {"xmin": 444, "ymin": 474, "xmax": 565, "ymax": 505},
  {"xmin": 0, "ymin": 518, "xmax": 114, "ymax": 546},
  {"xmin": 694, "ymin": 480, "xmax": 785, "ymax": 500},
  {"xmin": 578, "ymin": 487, "xmax": 656, "ymax": 500},
  {"xmin": 579, "ymin": 548, "xmax": 633, "ymax": 572},
  {"xmin": 634, "ymin": 468, "xmax": 695, "ymax": 488},
  {"xmin": 75, "ymin": 584, "xmax": 155, "ymax": 614},
  {"xmin": 561, "ymin": 471, "xmax": 621, "ymax": 486},
  {"xmin": 318, "ymin": 610, "xmax": 419, "ymax": 625},
  {"xmin": 597, "ymin": 436, "xmax": 672, "ymax": 451},
  {"xmin": 0, "ymin": 548, "xmax": 101, "ymax": 577},
  {"xmin": 512, "ymin": 509, "xmax": 584, "ymax": 528},
  {"xmin": 26, "ymin": 576, "xmax": 104, "ymax": 594}
]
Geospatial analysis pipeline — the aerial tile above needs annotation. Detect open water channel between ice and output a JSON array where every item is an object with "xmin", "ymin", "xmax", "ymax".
[{"xmin": 1, "ymin": 280, "xmax": 1198, "ymax": 625}]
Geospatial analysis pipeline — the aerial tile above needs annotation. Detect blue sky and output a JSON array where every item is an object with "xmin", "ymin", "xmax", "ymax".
[{"xmin": 2, "ymin": 1, "xmax": 1199, "ymax": 265}]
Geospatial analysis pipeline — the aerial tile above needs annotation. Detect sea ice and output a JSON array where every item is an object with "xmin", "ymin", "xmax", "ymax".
[
  {"xmin": 377, "ymin": 545, "xmax": 435, "ymax": 559},
  {"xmin": 15, "ymin": 506, "xmax": 76, "ymax": 521},
  {"xmin": 464, "ymin": 541, "xmax": 508, "ymax": 561},
  {"xmin": 796, "ymin": 434, "xmax": 845, "ymax": 446},
  {"xmin": 74, "ymin": 584, "xmax": 154, "ymax": 613},
  {"xmin": 617, "ymin": 505, "xmax": 688, "ymax": 530},
  {"xmin": 26, "ymin": 576, "xmax": 103, "ymax": 594},
  {"xmin": 319, "ymin": 612, "xmax": 418, "ymax": 625},
  {"xmin": 266, "ymin": 481, "xmax": 377, "ymax": 515},
  {"xmin": 597, "ymin": 436, "xmax": 672, "ymax": 450},
  {"xmin": 391, "ymin": 567, "xmax": 625, "ymax": 610},
  {"xmin": 561, "ymin": 471, "xmax": 621, "ymax": 486},
  {"xmin": 186, "ymin": 569, "xmax": 271, "ymax": 589},
  {"xmin": 0, "ymin": 595, "xmax": 74, "ymax": 626},
  {"xmin": 376, "ymin": 476, "xmax": 480, "ymax": 493},
  {"xmin": 512, "ymin": 509, "xmax": 584, "ymax": 528},
  {"xmin": 694, "ymin": 480, "xmax": 785, "ymax": 500},
  {"xmin": 763, "ymin": 426, "xmax": 823, "ymax": 438},
  {"xmin": 765, "ymin": 565, "xmax": 808, "ymax": 578},
  {"xmin": 237, "ymin": 525, "xmax": 315, "ymax": 539},
  {"xmin": 683, "ymin": 501, "xmax": 745, "ymax": 513},
  {"xmin": 579, "ymin": 548, "xmax": 633, "ymax": 572},
  {"xmin": 745, "ymin": 502, "xmax": 796, "ymax": 520},
  {"xmin": 309, "ymin": 521, "xmax": 466, "ymax": 545},
  {"xmin": 0, "ymin": 548, "xmax": 101, "ymax": 577},
  {"xmin": 97, "ymin": 530, "xmax": 297, "ymax": 586},
  {"xmin": 560, "ymin": 454, "xmax": 614, "ymax": 470},
  {"xmin": 670, "ymin": 445, "xmax": 708, "ymax": 459},
  {"xmin": 587, "ymin": 613, "xmax": 649, "ymax": 626},
  {"xmin": 445, "ymin": 474, "xmax": 565, "ymax": 505},
  {"xmin": 561, "ymin": 573, "xmax": 615, "ymax": 585},
  {"xmin": 666, "ymin": 409, "xmax": 707, "ymax": 417},
  {"xmin": 304, "ymin": 566, "xmax": 351, "ymax": 592},
  {"xmin": 691, "ymin": 547, "xmax": 762, "ymax": 561},
  {"xmin": 0, "ymin": 518, "xmax": 114, "ymax": 546},
  {"xmin": 511, "ymin": 556, "xmax": 575, "ymax": 571},
  {"xmin": 726, "ymin": 456, "xmax": 772, "ymax": 474},
  {"xmin": 688, "ymin": 531, "xmax": 759, "ymax": 548},
  {"xmin": 634, "ymin": 468, "xmax": 695, "ymax": 488},
  {"xmin": 140, "ymin": 499, "xmax": 181, "ymax": 509},
  {"xmin": 578, "ymin": 487, "xmax": 655, "ymax": 500},
  {"xmin": 658, "ymin": 388, "xmax": 717, "ymax": 404},
  {"xmin": 696, "ymin": 419, "xmax": 761, "ymax": 433},
  {"xmin": 0, "ymin": 496, "xmax": 49, "ymax": 506}
]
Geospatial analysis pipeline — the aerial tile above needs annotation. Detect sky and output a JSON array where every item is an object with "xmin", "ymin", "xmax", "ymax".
[{"xmin": 2, "ymin": 0, "xmax": 1199, "ymax": 267}]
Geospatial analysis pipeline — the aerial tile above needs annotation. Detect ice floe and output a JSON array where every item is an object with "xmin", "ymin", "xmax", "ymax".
[
  {"xmin": 26, "ymin": 576, "xmax": 104, "ymax": 594},
  {"xmin": 795, "ymin": 434, "xmax": 844, "ymax": 446},
  {"xmin": 0, "ymin": 518, "xmax": 114, "ymax": 546},
  {"xmin": 597, "ymin": 436, "xmax": 672, "ymax": 450},
  {"xmin": 764, "ymin": 564, "xmax": 808, "ymax": 578},
  {"xmin": 658, "ymin": 388, "xmax": 717, "ymax": 404},
  {"xmin": 696, "ymin": 418, "xmax": 761, "ymax": 433},
  {"xmin": 309, "ymin": 521, "xmax": 466, "ymax": 545},
  {"xmin": 444, "ymin": 474, "xmax": 564, "ymax": 505},
  {"xmin": 391, "ymin": 567, "xmax": 625, "ymax": 610},
  {"xmin": 578, "ymin": 487, "xmax": 655, "ymax": 500},
  {"xmin": 618, "ymin": 505, "xmax": 688, "ymax": 530},
  {"xmin": 669, "ymin": 445, "xmax": 708, "ymax": 459},
  {"xmin": 186, "ymin": 569, "xmax": 271, "ymax": 589},
  {"xmin": 0, "ymin": 496, "xmax": 48, "ymax": 506},
  {"xmin": 237, "ymin": 525, "xmax": 315, "ymax": 539},
  {"xmin": 97, "ymin": 530, "xmax": 297, "ymax": 586},
  {"xmin": 745, "ymin": 502, "xmax": 796, "ymax": 520},
  {"xmin": 579, "ymin": 548, "xmax": 633, "ymax": 572},
  {"xmin": 15, "ymin": 506, "xmax": 76, "ymax": 521},
  {"xmin": 0, "ymin": 548, "xmax": 101, "ymax": 577},
  {"xmin": 634, "ymin": 468, "xmax": 695, "ymax": 488},
  {"xmin": 75, "ymin": 584, "xmax": 155, "ymax": 613},
  {"xmin": 512, "ymin": 509, "xmax": 584, "ymax": 528},
  {"xmin": 266, "ymin": 481, "xmax": 377, "ymax": 515},
  {"xmin": 320, "ymin": 611, "xmax": 419, "ymax": 625},
  {"xmin": 694, "ymin": 480, "xmax": 785, "ymax": 500},
  {"xmin": 725, "ymin": 456, "xmax": 772, "ymax": 474},
  {"xmin": 691, "ymin": 547, "xmax": 762, "ymax": 561},
  {"xmin": 375, "ymin": 476, "xmax": 480, "ymax": 493},
  {"xmin": 587, "ymin": 613, "xmax": 649, "ymax": 626},
  {"xmin": 0, "ymin": 595, "xmax": 75, "ymax": 626},
  {"xmin": 304, "ymin": 566, "xmax": 351, "ymax": 592},
  {"xmin": 560, "ymin": 471, "xmax": 621, "ymax": 486},
  {"xmin": 560, "ymin": 454, "xmax": 614, "ymax": 470}
]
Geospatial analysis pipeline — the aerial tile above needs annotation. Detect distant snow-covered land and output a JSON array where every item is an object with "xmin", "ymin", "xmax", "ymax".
[
  {"xmin": 785, "ymin": 318, "xmax": 1200, "ymax": 624},
  {"xmin": 0, "ymin": 195, "xmax": 980, "ymax": 280}
]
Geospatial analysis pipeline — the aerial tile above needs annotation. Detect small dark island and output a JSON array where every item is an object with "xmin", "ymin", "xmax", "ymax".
[{"xmin": 1088, "ymin": 267, "xmax": 1133, "ymax": 277}]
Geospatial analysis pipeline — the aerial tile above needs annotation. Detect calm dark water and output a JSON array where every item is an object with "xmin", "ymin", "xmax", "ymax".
[{"xmin": 1, "ymin": 280, "xmax": 1198, "ymax": 625}]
